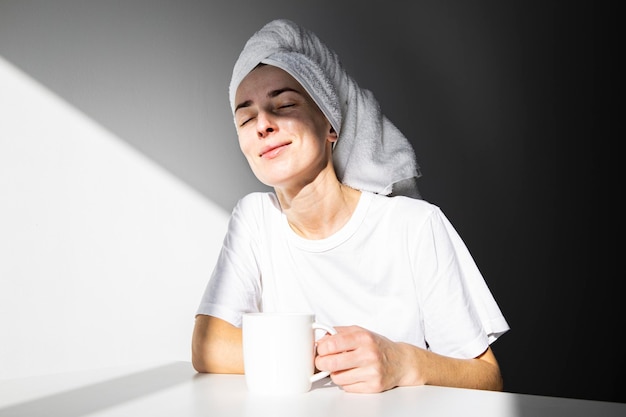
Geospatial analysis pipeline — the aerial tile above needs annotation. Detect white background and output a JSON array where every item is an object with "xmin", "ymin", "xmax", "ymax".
[{"xmin": 0, "ymin": 58, "xmax": 229, "ymax": 379}]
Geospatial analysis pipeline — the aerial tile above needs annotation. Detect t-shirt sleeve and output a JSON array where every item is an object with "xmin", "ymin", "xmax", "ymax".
[
  {"xmin": 195, "ymin": 195, "xmax": 263, "ymax": 328},
  {"xmin": 415, "ymin": 206, "xmax": 509, "ymax": 359},
  {"xmin": 438, "ymin": 208, "xmax": 510, "ymax": 344}
]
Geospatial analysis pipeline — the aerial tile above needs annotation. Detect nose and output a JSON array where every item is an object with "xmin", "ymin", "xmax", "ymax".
[{"xmin": 256, "ymin": 111, "xmax": 277, "ymax": 139}]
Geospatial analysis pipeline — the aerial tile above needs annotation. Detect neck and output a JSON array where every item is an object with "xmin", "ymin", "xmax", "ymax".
[{"xmin": 276, "ymin": 177, "xmax": 361, "ymax": 240}]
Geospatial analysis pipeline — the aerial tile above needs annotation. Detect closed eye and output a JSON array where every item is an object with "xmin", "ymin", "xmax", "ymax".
[
  {"xmin": 237, "ymin": 102, "xmax": 297, "ymax": 127},
  {"xmin": 239, "ymin": 116, "xmax": 254, "ymax": 127}
]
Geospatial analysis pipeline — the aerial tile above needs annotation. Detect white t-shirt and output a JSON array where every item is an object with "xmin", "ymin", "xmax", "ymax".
[{"xmin": 197, "ymin": 191, "xmax": 509, "ymax": 359}]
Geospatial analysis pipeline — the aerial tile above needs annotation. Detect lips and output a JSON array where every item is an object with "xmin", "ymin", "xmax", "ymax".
[{"xmin": 259, "ymin": 142, "xmax": 291, "ymax": 159}]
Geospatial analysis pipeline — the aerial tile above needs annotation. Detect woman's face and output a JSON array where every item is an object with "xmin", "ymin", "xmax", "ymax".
[{"xmin": 234, "ymin": 65, "xmax": 336, "ymax": 189}]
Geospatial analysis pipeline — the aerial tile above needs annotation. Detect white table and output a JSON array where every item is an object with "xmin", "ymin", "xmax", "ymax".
[{"xmin": 1, "ymin": 361, "xmax": 624, "ymax": 417}]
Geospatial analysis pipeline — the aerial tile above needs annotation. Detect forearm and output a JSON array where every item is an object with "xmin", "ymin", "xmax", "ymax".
[
  {"xmin": 399, "ymin": 343, "xmax": 503, "ymax": 391},
  {"xmin": 192, "ymin": 315, "xmax": 244, "ymax": 374}
]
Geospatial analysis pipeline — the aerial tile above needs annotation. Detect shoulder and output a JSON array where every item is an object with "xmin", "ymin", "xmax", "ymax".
[
  {"xmin": 234, "ymin": 192, "xmax": 281, "ymax": 214},
  {"xmin": 364, "ymin": 193, "xmax": 451, "ymax": 238},
  {"xmin": 226, "ymin": 192, "xmax": 282, "ymax": 237},
  {"xmin": 368, "ymin": 192, "xmax": 440, "ymax": 219}
]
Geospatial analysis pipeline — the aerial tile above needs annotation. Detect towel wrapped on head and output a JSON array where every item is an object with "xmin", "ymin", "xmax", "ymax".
[{"xmin": 229, "ymin": 18, "xmax": 422, "ymax": 198}]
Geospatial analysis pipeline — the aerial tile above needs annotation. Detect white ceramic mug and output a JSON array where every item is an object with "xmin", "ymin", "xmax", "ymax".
[{"xmin": 242, "ymin": 312, "xmax": 336, "ymax": 395}]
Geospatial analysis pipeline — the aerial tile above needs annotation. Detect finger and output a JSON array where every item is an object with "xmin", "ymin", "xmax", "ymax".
[
  {"xmin": 316, "ymin": 326, "xmax": 362, "ymax": 355},
  {"xmin": 316, "ymin": 345, "xmax": 365, "ymax": 373},
  {"xmin": 330, "ymin": 367, "xmax": 389, "ymax": 394},
  {"xmin": 337, "ymin": 379, "xmax": 387, "ymax": 394}
]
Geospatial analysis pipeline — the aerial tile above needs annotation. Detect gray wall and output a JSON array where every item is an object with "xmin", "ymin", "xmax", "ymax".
[{"xmin": 1, "ymin": 0, "xmax": 612, "ymax": 402}]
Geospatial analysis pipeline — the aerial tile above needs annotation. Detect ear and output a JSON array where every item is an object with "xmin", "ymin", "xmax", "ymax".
[{"xmin": 328, "ymin": 126, "xmax": 338, "ymax": 143}]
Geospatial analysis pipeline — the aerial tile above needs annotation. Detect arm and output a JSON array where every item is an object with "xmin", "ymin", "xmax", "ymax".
[
  {"xmin": 315, "ymin": 325, "xmax": 502, "ymax": 394},
  {"xmin": 192, "ymin": 314, "xmax": 244, "ymax": 374}
]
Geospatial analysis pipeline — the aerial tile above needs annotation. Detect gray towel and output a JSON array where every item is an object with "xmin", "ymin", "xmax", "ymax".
[{"xmin": 229, "ymin": 19, "xmax": 421, "ymax": 197}]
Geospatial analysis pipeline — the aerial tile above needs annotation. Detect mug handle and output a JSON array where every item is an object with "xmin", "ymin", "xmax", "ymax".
[{"xmin": 310, "ymin": 322, "xmax": 337, "ymax": 383}]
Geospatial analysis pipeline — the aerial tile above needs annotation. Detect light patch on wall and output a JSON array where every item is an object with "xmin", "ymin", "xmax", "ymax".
[{"xmin": 0, "ymin": 56, "xmax": 229, "ymax": 380}]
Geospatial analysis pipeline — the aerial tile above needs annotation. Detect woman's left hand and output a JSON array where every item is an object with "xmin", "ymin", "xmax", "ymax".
[{"xmin": 314, "ymin": 325, "xmax": 414, "ymax": 393}]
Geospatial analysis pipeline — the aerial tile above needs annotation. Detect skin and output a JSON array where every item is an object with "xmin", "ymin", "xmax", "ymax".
[{"xmin": 192, "ymin": 64, "xmax": 503, "ymax": 393}]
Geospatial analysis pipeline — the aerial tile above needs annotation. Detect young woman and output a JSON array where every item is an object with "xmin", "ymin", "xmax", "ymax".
[{"xmin": 192, "ymin": 19, "xmax": 509, "ymax": 393}]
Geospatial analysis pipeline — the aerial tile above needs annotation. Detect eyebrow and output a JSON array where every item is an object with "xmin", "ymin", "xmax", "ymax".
[{"xmin": 234, "ymin": 87, "xmax": 301, "ymax": 113}]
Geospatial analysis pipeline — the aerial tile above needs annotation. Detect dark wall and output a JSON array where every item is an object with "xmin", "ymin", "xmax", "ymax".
[
  {"xmin": 268, "ymin": 3, "xmax": 611, "ymax": 403},
  {"xmin": 1, "ymin": 0, "xmax": 612, "ymax": 403},
  {"xmin": 383, "ymin": 3, "xmax": 610, "ymax": 403}
]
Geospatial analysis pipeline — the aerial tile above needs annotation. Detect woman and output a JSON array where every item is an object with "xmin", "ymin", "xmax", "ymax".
[{"xmin": 192, "ymin": 19, "xmax": 509, "ymax": 393}]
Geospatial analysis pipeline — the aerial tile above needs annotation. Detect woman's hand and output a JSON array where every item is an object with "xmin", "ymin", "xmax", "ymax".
[
  {"xmin": 315, "ymin": 325, "xmax": 503, "ymax": 393},
  {"xmin": 314, "ymin": 325, "xmax": 416, "ymax": 393}
]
